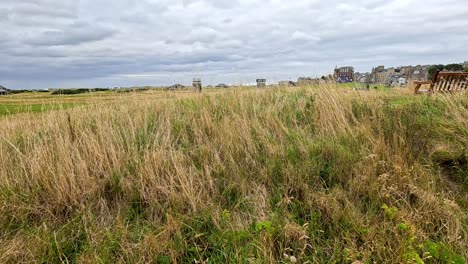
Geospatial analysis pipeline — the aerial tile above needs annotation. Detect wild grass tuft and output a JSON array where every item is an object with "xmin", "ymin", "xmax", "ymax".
[{"xmin": 0, "ymin": 86, "xmax": 467, "ymax": 263}]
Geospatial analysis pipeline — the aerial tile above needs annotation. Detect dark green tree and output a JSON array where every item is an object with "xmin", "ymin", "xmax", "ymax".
[
  {"xmin": 444, "ymin": 63, "xmax": 464, "ymax": 71},
  {"xmin": 428, "ymin": 65, "xmax": 444, "ymax": 80}
]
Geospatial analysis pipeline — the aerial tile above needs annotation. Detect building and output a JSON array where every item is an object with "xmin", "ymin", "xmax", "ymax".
[
  {"xmin": 397, "ymin": 77, "xmax": 407, "ymax": 86},
  {"xmin": 374, "ymin": 65, "xmax": 385, "ymax": 72},
  {"xmin": 387, "ymin": 75, "xmax": 407, "ymax": 87},
  {"xmin": 0, "ymin": 85, "xmax": 9, "ymax": 95},
  {"xmin": 334, "ymin": 66, "xmax": 354, "ymax": 83},
  {"xmin": 192, "ymin": 78, "xmax": 202, "ymax": 92},
  {"xmin": 167, "ymin": 84, "xmax": 185, "ymax": 90},
  {"xmin": 278, "ymin": 81, "xmax": 296, "ymax": 87},
  {"xmin": 256, "ymin": 79, "xmax": 266, "ymax": 88},
  {"xmin": 297, "ymin": 76, "xmax": 330, "ymax": 86},
  {"xmin": 400, "ymin": 65, "xmax": 430, "ymax": 81},
  {"xmin": 463, "ymin": 61, "xmax": 468, "ymax": 69},
  {"xmin": 371, "ymin": 66, "xmax": 390, "ymax": 84},
  {"xmin": 354, "ymin": 72, "xmax": 371, "ymax": 83},
  {"xmin": 297, "ymin": 77, "xmax": 318, "ymax": 86},
  {"xmin": 371, "ymin": 65, "xmax": 430, "ymax": 84}
]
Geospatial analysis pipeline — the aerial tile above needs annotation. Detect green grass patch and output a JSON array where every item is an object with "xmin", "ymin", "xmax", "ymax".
[
  {"xmin": 336, "ymin": 82, "xmax": 388, "ymax": 90},
  {"xmin": 0, "ymin": 103, "xmax": 81, "ymax": 116}
]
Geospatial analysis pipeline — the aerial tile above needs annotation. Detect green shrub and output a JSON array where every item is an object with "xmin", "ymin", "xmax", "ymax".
[{"xmin": 52, "ymin": 89, "xmax": 90, "ymax": 95}]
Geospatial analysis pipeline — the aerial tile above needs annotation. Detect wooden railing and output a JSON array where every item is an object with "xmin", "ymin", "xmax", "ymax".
[{"xmin": 414, "ymin": 71, "xmax": 468, "ymax": 94}]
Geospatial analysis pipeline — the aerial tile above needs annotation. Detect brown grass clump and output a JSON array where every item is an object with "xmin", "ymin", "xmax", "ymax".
[{"xmin": 0, "ymin": 86, "xmax": 467, "ymax": 263}]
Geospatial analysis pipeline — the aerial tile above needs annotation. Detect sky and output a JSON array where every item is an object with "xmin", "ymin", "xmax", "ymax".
[{"xmin": 1, "ymin": 0, "xmax": 468, "ymax": 89}]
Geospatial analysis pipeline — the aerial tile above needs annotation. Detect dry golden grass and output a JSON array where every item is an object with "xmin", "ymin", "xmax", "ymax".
[{"xmin": 0, "ymin": 85, "xmax": 467, "ymax": 263}]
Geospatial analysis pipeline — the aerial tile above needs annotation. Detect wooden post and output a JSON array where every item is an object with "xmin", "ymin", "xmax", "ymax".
[{"xmin": 429, "ymin": 70, "xmax": 440, "ymax": 94}]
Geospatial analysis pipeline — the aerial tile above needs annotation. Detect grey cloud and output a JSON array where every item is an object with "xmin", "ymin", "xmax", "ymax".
[
  {"xmin": 3, "ymin": 1, "xmax": 77, "ymax": 20},
  {"xmin": 10, "ymin": 5, "xmax": 75, "ymax": 19},
  {"xmin": 26, "ymin": 22, "xmax": 115, "ymax": 46},
  {"xmin": 0, "ymin": 8, "xmax": 9, "ymax": 20},
  {"xmin": 1, "ymin": 0, "xmax": 468, "ymax": 89}
]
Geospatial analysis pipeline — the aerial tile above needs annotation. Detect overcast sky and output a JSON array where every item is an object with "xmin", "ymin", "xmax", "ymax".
[{"xmin": 1, "ymin": 0, "xmax": 468, "ymax": 89}]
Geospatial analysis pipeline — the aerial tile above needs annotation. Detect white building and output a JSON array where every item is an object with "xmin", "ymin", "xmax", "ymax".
[
  {"xmin": 0, "ymin": 85, "xmax": 9, "ymax": 95},
  {"xmin": 397, "ymin": 77, "xmax": 407, "ymax": 86}
]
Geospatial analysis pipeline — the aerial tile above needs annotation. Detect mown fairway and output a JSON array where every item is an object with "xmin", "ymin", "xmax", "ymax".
[{"xmin": 0, "ymin": 86, "xmax": 467, "ymax": 263}]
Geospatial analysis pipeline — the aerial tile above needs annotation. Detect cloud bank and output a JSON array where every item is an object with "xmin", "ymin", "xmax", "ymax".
[{"xmin": 1, "ymin": 0, "xmax": 467, "ymax": 88}]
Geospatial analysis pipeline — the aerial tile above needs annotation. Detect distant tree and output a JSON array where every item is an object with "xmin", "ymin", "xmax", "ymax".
[
  {"xmin": 444, "ymin": 63, "xmax": 464, "ymax": 71},
  {"xmin": 428, "ymin": 64, "xmax": 444, "ymax": 80},
  {"xmin": 428, "ymin": 64, "xmax": 465, "ymax": 80},
  {"xmin": 51, "ymin": 89, "xmax": 89, "ymax": 95}
]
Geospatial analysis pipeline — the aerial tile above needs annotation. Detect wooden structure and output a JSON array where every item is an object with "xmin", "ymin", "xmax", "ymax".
[
  {"xmin": 256, "ymin": 79, "xmax": 266, "ymax": 88},
  {"xmin": 192, "ymin": 78, "xmax": 202, "ymax": 92},
  {"xmin": 414, "ymin": 71, "xmax": 468, "ymax": 94}
]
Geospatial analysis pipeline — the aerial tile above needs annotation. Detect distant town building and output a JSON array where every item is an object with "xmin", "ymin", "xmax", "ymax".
[
  {"xmin": 371, "ymin": 66, "xmax": 388, "ymax": 84},
  {"xmin": 397, "ymin": 77, "xmax": 407, "ymax": 86},
  {"xmin": 296, "ymin": 77, "xmax": 328, "ymax": 86},
  {"xmin": 334, "ymin": 66, "xmax": 354, "ymax": 83},
  {"xmin": 371, "ymin": 65, "xmax": 430, "ymax": 84},
  {"xmin": 167, "ymin": 84, "xmax": 185, "ymax": 90},
  {"xmin": 278, "ymin": 81, "xmax": 296, "ymax": 87},
  {"xmin": 387, "ymin": 75, "xmax": 407, "ymax": 87},
  {"xmin": 0, "ymin": 85, "xmax": 9, "ymax": 95},
  {"xmin": 192, "ymin": 78, "xmax": 202, "ymax": 92},
  {"xmin": 374, "ymin": 65, "xmax": 385, "ymax": 72},
  {"xmin": 256, "ymin": 79, "xmax": 266, "ymax": 88},
  {"xmin": 297, "ymin": 77, "xmax": 316, "ymax": 86},
  {"xmin": 354, "ymin": 72, "xmax": 371, "ymax": 83},
  {"xmin": 402, "ymin": 65, "xmax": 430, "ymax": 81},
  {"xmin": 464, "ymin": 61, "xmax": 468, "ymax": 69}
]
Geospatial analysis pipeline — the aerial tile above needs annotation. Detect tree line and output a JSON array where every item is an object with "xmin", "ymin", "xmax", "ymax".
[{"xmin": 428, "ymin": 63, "xmax": 468, "ymax": 80}]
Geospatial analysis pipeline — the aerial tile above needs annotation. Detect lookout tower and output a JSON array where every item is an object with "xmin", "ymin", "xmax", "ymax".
[
  {"xmin": 192, "ymin": 78, "xmax": 202, "ymax": 92},
  {"xmin": 256, "ymin": 79, "xmax": 266, "ymax": 88}
]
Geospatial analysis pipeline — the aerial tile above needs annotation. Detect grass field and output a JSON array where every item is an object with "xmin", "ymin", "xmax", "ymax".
[
  {"xmin": 0, "ymin": 103, "xmax": 81, "ymax": 116},
  {"xmin": 0, "ymin": 89, "xmax": 193, "ymax": 116},
  {"xmin": 0, "ymin": 85, "xmax": 467, "ymax": 263}
]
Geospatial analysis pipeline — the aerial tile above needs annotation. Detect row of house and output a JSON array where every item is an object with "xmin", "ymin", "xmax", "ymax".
[
  {"xmin": 6, "ymin": 62, "xmax": 467, "ymax": 92},
  {"xmin": 188, "ymin": 78, "xmax": 269, "ymax": 90},
  {"xmin": 370, "ymin": 65, "xmax": 430, "ymax": 84},
  {"xmin": 338, "ymin": 63, "xmax": 468, "ymax": 85},
  {"xmin": 283, "ymin": 64, "xmax": 423, "ymax": 86},
  {"xmin": 278, "ymin": 81, "xmax": 296, "ymax": 86},
  {"xmin": 353, "ymin": 65, "xmax": 430, "ymax": 86},
  {"xmin": 297, "ymin": 62, "xmax": 467, "ymax": 86}
]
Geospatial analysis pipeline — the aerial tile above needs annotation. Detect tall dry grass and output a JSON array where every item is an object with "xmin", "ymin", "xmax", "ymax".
[{"xmin": 0, "ymin": 86, "xmax": 467, "ymax": 263}]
